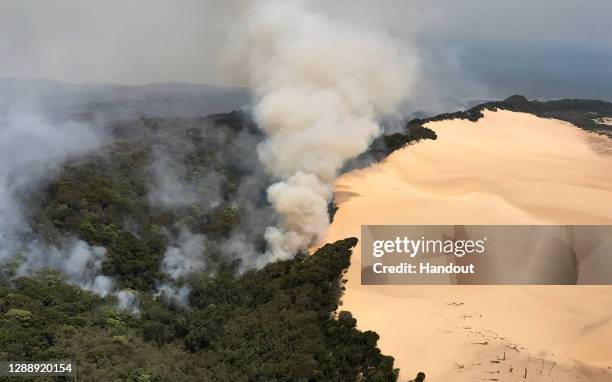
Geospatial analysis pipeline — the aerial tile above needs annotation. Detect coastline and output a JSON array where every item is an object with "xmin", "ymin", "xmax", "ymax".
[{"xmin": 316, "ymin": 109, "xmax": 612, "ymax": 380}]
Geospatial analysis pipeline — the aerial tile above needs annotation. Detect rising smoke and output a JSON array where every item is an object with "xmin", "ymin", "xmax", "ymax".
[
  {"xmin": 0, "ymin": 113, "xmax": 101, "ymax": 282},
  {"xmin": 0, "ymin": 0, "xmax": 414, "ymax": 307},
  {"xmin": 148, "ymin": 142, "xmax": 224, "ymax": 210},
  {"xmin": 158, "ymin": 228, "xmax": 207, "ymax": 304},
  {"xmin": 226, "ymin": 0, "xmax": 415, "ymax": 262},
  {"xmin": 0, "ymin": 111, "xmax": 138, "ymax": 311},
  {"xmin": 0, "ymin": 113, "xmax": 102, "ymax": 267},
  {"xmin": 161, "ymin": 230, "xmax": 207, "ymax": 280}
]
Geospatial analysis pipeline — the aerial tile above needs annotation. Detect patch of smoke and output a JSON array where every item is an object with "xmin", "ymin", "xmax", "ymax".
[
  {"xmin": 0, "ymin": 111, "xmax": 137, "ymax": 312},
  {"xmin": 148, "ymin": 144, "xmax": 223, "ymax": 210},
  {"xmin": 0, "ymin": 111, "xmax": 100, "ymax": 266},
  {"xmin": 147, "ymin": 115, "xmax": 277, "ymax": 273},
  {"xmin": 116, "ymin": 289, "xmax": 140, "ymax": 315},
  {"xmin": 156, "ymin": 284, "xmax": 191, "ymax": 306},
  {"xmin": 155, "ymin": 230, "xmax": 206, "ymax": 306},
  {"xmin": 16, "ymin": 240, "xmax": 113, "ymax": 296},
  {"xmin": 220, "ymin": 131, "xmax": 280, "ymax": 266},
  {"xmin": 0, "ymin": 113, "xmax": 100, "ymax": 260},
  {"xmin": 161, "ymin": 230, "xmax": 206, "ymax": 280},
  {"xmin": 225, "ymin": 0, "xmax": 415, "ymax": 263},
  {"xmin": 219, "ymin": 168, "xmax": 279, "ymax": 270}
]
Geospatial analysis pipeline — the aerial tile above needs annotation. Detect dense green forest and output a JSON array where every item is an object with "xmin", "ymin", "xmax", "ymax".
[
  {"xmin": 26, "ymin": 112, "xmax": 264, "ymax": 290},
  {"xmin": 1, "ymin": 111, "xmax": 412, "ymax": 381},
  {"xmin": 1, "ymin": 238, "xmax": 399, "ymax": 381}
]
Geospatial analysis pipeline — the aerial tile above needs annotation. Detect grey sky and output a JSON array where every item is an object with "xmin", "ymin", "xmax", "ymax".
[
  {"xmin": 1, "ymin": 0, "xmax": 611, "ymax": 100},
  {"xmin": 0, "ymin": 0, "xmax": 230, "ymax": 84}
]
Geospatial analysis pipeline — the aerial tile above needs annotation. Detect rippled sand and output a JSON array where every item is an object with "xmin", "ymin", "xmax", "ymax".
[{"xmin": 316, "ymin": 110, "xmax": 612, "ymax": 381}]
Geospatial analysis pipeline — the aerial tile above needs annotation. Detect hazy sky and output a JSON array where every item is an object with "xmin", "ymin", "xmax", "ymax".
[
  {"xmin": 0, "ymin": 0, "xmax": 230, "ymax": 84},
  {"xmin": 1, "ymin": 0, "xmax": 611, "ymax": 100}
]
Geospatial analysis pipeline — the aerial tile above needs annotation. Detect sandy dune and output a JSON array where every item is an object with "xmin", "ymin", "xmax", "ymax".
[
  {"xmin": 595, "ymin": 117, "xmax": 612, "ymax": 126},
  {"xmin": 316, "ymin": 110, "xmax": 612, "ymax": 381}
]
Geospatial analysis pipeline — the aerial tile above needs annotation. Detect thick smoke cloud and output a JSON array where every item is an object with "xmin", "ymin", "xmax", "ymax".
[{"xmin": 226, "ymin": 0, "xmax": 415, "ymax": 262}]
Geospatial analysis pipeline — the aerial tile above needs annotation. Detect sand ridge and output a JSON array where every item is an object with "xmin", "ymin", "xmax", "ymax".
[{"xmin": 316, "ymin": 110, "xmax": 612, "ymax": 381}]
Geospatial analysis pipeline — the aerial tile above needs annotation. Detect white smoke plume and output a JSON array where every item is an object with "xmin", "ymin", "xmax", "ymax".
[
  {"xmin": 0, "ymin": 112, "xmax": 138, "ymax": 313},
  {"xmin": 226, "ymin": 0, "xmax": 415, "ymax": 262},
  {"xmin": 156, "ymin": 230, "xmax": 206, "ymax": 306},
  {"xmin": 156, "ymin": 284, "xmax": 191, "ymax": 306},
  {"xmin": 0, "ymin": 113, "xmax": 102, "ymax": 265},
  {"xmin": 160, "ymin": 230, "xmax": 206, "ymax": 280},
  {"xmin": 0, "ymin": 111, "xmax": 136, "ymax": 310},
  {"xmin": 17, "ymin": 240, "xmax": 114, "ymax": 297},
  {"xmin": 116, "ymin": 289, "xmax": 140, "ymax": 314},
  {"xmin": 0, "ymin": 114, "xmax": 100, "ymax": 262}
]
